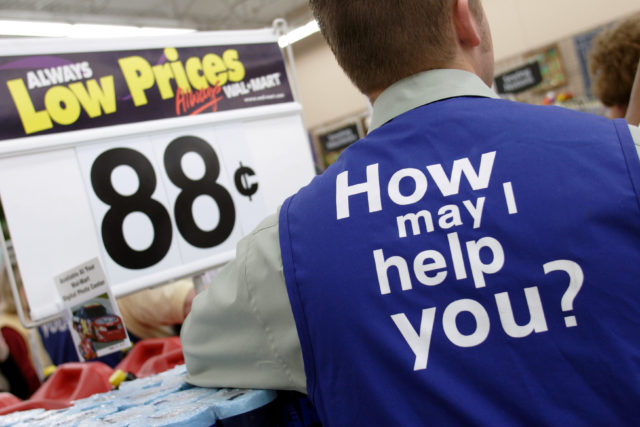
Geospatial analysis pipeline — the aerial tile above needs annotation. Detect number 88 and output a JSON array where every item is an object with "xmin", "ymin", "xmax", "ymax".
[{"xmin": 90, "ymin": 136, "xmax": 236, "ymax": 270}]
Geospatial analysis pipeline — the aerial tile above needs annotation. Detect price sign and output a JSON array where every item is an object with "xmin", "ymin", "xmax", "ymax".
[
  {"xmin": 76, "ymin": 124, "xmax": 264, "ymax": 284},
  {"xmin": 0, "ymin": 30, "xmax": 315, "ymax": 321}
]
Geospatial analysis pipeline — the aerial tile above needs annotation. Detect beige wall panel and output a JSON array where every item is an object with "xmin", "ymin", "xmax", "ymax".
[
  {"xmin": 483, "ymin": 0, "xmax": 527, "ymax": 62},
  {"xmin": 515, "ymin": 0, "xmax": 639, "ymax": 53},
  {"xmin": 292, "ymin": 34, "xmax": 368, "ymax": 130},
  {"xmin": 486, "ymin": 0, "xmax": 640, "ymax": 61}
]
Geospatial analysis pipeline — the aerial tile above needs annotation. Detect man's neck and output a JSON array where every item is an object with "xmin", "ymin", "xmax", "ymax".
[{"xmin": 367, "ymin": 61, "xmax": 481, "ymax": 105}]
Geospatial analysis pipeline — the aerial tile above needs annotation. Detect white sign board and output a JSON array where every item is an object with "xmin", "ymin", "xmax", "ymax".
[
  {"xmin": 55, "ymin": 258, "xmax": 131, "ymax": 361},
  {"xmin": 0, "ymin": 30, "xmax": 315, "ymax": 321}
]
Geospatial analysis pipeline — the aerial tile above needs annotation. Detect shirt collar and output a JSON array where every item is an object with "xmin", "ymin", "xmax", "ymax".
[{"xmin": 369, "ymin": 69, "xmax": 499, "ymax": 131}]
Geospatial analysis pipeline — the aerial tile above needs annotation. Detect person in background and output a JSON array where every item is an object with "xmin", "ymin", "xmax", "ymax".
[
  {"xmin": 0, "ymin": 333, "xmax": 32, "ymax": 399},
  {"xmin": 2, "ymin": 241, "xmax": 193, "ymax": 380},
  {"xmin": 0, "ymin": 252, "xmax": 51, "ymax": 398},
  {"xmin": 182, "ymin": 0, "xmax": 640, "ymax": 425},
  {"xmin": 117, "ymin": 279, "xmax": 195, "ymax": 339},
  {"xmin": 39, "ymin": 279, "xmax": 195, "ymax": 367},
  {"xmin": 588, "ymin": 14, "xmax": 640, "ymax": 119}
]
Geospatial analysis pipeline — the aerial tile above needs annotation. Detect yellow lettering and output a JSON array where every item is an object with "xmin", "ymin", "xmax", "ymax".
[
  {"xmin": 44, "ymin": 86, "xmax": 80, "ymax": 125},
  {"xmin": 164, "ymin": 48, "xmax": 190, "ymax": 91},
  {"xmin": 118, "ymin": 47, "xmax": 246, "ymax": 106},
  {"xmin": 185, "ymin": 57, "xmax": 208, "ymax": 90},
  {"xmin": 223, "ymin": 49, "xmax": 245, "ymax": 82},
  {"xmin": 164, "ymin": 47, "xmax": 179, "ymax": 62},
  {"xmin": 171, "ymin": 61, "xmax": 191, "ymax": 91},
  {"xmin": 202, "ymin": 53, "xmax": 227, "ymax": 86},
  {"xmin": 68, "ymin": 76, "xmax": 116, "ymax": 118},
  {"xmin": 152, "ymin": 63, "xmax": 176, "ymax": 99},
  {"xmin": 118, "ymin": 56, "xmax": 154, "ymax": 106},
  {"xmin": 6, "ymin": 79, "xmax": 53, "ymax": 134}
]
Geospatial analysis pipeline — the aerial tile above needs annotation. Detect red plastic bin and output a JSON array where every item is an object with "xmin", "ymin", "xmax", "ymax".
[
  {"xmin": 29, "ymin": 361, "xmax": 113, "ymax": 404},
  {"xmin": 136, "ymin": 347, "xmax": 185, "ymax": 378},
  {"xmin": 115, "ymin": 337, "xmax": 182, "ymax": 377},
  {"xmin": 0, "ymin": 392, "xmax": 20, "ymax": 409}
]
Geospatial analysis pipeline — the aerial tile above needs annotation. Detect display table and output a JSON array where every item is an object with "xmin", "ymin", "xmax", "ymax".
[{"xmin": 0, "ymin": 365, "xmax": 279, "ymax": 426}]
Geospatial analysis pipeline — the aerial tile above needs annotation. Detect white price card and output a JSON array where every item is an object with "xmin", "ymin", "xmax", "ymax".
[
  {"xmin": 75, "ymin": 123, "xmax": 265, "ymax": 285},
  {"xmin": 55, "ymin": 258, "xmax": 131, "ymax": 361}
]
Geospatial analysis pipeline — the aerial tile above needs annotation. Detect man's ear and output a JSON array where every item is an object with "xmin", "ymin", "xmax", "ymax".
[{"xmin": 453, "ymin": 0, "xmax": 481, "ymax": 48}]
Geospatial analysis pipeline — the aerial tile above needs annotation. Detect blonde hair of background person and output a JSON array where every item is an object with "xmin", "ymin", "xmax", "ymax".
[
  {"xmin": 116, "ymin": 278, "xmax": 195, "ymax": 339},
  {"xmin": 589, "ymin": 14, "xmax": 640, "ymax": 119}
]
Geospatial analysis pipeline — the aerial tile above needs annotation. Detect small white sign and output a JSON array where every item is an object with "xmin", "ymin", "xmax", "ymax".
[{"xmin": 55, "ymin": 258, "xmax": 131, "ymax": 361}]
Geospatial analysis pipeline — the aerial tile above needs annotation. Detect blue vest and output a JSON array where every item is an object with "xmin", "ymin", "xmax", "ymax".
[{"xmin": 279, "ymin": 97, "xmax": 640, "ymax": 426}]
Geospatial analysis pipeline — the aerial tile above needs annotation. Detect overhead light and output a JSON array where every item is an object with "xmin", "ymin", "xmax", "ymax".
[
  {"xmin": 68, "ymin": 24, "xmax": 196, "ymax": 38},
  {"xmin": 0, "ymin": 19, "xmax": 196, "ymax": 38},
  {"xmin": 278, "ymin": 20, "xmax": 319, "ymax": 48}
]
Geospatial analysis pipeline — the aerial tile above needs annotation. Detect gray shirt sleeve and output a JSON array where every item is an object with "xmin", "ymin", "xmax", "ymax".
[
  {"xmin": 630, "ymin": 124, "xmax": 640, "ymax": 158},
  {"xmin": 181, "ymin": 209, "xmax": 307, "ymax": 393}
]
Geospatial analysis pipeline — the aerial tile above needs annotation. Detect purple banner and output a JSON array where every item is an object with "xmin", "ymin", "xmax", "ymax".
[{"xmin": 0, "ymin": 42, "xmax": 293, "ymax": 140}]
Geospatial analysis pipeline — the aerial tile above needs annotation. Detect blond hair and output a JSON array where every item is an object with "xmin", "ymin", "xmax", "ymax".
[
  {"xmin": 589, "ymin": 15, "xmax": 640, "ymax": 107},
  {"xmin": 0, "ymin": 267, "xmax": 21, "ymax": 314}
]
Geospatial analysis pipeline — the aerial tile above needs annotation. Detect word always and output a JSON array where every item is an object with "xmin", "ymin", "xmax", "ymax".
[{"xmin": 27, "ymin": 61, "xmax": 93, "ymax": 89}]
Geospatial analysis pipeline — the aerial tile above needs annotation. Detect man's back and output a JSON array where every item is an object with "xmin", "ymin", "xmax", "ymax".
[
  {"xmin": 280, "ymin": 96, "xmax": 640, "ymax": 425},
  {"xmin": 183, "ymin": 1, "xmax": 640, "ymax": 424}
]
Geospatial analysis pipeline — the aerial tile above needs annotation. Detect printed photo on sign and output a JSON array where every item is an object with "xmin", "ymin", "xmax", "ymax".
[
  {"xmin": 71, "ymin": 294, "xmax": 127, "ymax": 360},
  {"xmin": 55, "ymin": 258, "xmax": 131, "ymax": 361}
]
